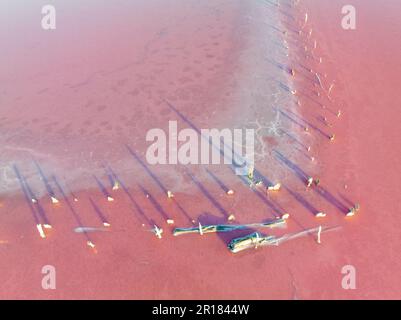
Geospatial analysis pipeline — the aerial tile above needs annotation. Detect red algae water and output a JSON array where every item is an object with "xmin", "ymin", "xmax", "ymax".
[{"xmin": 0, "ymin": 0, "xmax": 400, "ymax": 299}]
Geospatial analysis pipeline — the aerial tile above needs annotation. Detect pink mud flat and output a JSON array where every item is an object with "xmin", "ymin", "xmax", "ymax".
[{"xmin": 1, "ymin": 0, "xmax": 401, "ymax": 299}]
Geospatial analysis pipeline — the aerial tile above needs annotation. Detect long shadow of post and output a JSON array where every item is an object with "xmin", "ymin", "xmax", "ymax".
[
  {"xmin": 33, "ymin": 161, "xmax": 58, "ymax": 201},
  {"xmin": 102, "ymin": 163, "xmax": 116, "ymax": 189},
  {"xmin": 164, "ymin": 100, "xmax": 276, "ymax": 190},
  {"xmin": 52, "ymin": 175, "xmax": 93, "ymax": 244},
  {"xmin": 13, "ymin": 164, "xmax": 40, "ymax": 225},
  {"xmin": 93, "ymin": 175, "xmax": 112, "ymax": 200},
  {"xmin": 339, "ymin": 193, "xmax": 355, "ymax": 209},
  {"xmin": 276, "ymin": 107, "xmax": 307, "ymax": 130},
  {"xmin": 103, "ymin": 165, "xmax": 155, "ymax": 227},
  {"xmin": 89, "ymin": 198, "xmax": 110, "ymax": 226},
  {"xmin": 273, "ymin": 149, "xmax": 309, "ymax": 183},
  {"xmin": 274, "ymin": 151, "xmax": 349, "ymax": 216},
  {"xmin": 285, "ymin": 186, "xmax": 319, "ymax": 217},
  {"xmin": 205, "ymin": 168, "xmax": 231, "ymax": 194},
  {"xmin": 314, "ymin": 186, "xmax": 349, "ymax": 215},
  {"xmin": 283, "ymin": 108, "xmax": 330, "ymax": 139},
  {"xmin": 164, "ymin": 100, "xmax": 248, "ymax": 173},
  {"xmin": 14, "ymin": 165, "xmax": 51, "ymax": 226},
  {"xmin": 186, "ymin": 170, "xmax": 229, "ymax": 220},
  {"xmin": 280, "ymin": 128, "xmax": 308, "ymax": 150},
  {"xmin": 126, "ymin": 146, "xmax": 193, "ymax": 223},
  {"xmin": 138, "ymin": 183, "xmax": 170, "ymax": 222}
]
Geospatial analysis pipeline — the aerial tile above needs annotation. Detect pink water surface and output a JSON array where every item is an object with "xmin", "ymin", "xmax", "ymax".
[{"xmin": 1, "ymin": 0, "xmax": 399, "ymax": 299}]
